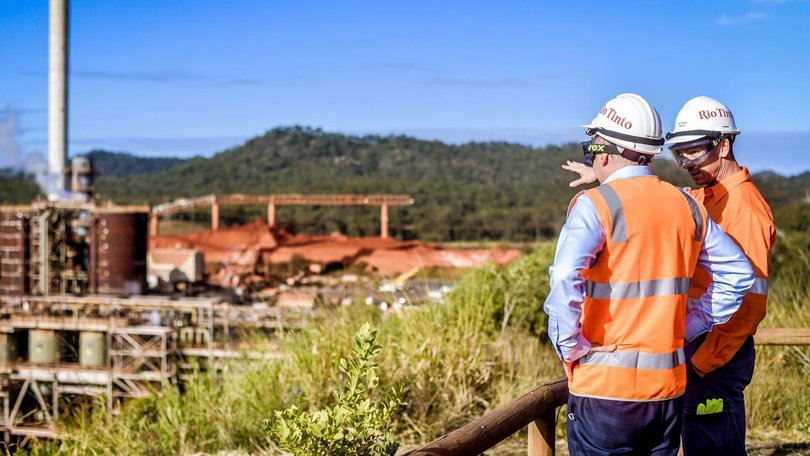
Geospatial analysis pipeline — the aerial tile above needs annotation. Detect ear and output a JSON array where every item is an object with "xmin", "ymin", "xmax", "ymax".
[
  {"xmin": 599, "ymin": 153, "xmax": 611, "ymax": 167},
  {"xmin": 717, "ymin": 138, "xmax": 732, "ymax": 159}
]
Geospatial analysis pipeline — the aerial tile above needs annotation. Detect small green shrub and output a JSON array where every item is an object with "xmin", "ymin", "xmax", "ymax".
[{"xmin": 264, "ymin": 323, "xmax": 407, "ymax": 456}]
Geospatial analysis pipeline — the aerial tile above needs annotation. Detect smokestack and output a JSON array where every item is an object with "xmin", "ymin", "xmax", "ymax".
[{"xmin": 48, "ymin": 0, "xmax": 68, "ymax": 190}]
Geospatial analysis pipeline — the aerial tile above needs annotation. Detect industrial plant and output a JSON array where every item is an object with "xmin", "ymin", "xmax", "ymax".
[
  {"xmin": 0, "ymin": 0, "xmax": 525, "ymax": 446},
  {"xmin": 0, "ymin": 0, "xmax": 288, "ymax": 443}
]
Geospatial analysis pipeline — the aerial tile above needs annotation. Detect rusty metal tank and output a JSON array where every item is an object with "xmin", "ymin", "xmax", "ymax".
[
  {"xmin": 90, "ymin": 207, "xmax": 149, "ymax": 295},
  {"xmin": 0, "ymin": 208, "xmax": 32, "ymax": 295}
]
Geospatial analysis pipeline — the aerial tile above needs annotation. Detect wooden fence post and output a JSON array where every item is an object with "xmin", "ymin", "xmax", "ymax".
[{"xmin": 528, "ymin": 408, "xmax": 556, "ymax": 456}]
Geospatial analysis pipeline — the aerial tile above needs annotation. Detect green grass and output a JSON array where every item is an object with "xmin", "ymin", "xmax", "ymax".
[
  {"xmin": 747, "ymin": 231, "xmax": 810, "ymax": 443},
  {"xmin": 21, "ymin": 235, "xmax": 810, "ymax": 455}
]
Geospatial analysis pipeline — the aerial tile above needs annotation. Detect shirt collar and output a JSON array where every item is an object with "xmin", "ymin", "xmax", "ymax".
[
  {"xmin": 705, "ymin": 167, "xmax": 751, "ymax": 202},
  {"xmin": 602, "ymin": 165, "xmax": 654, "ymax": 184}
]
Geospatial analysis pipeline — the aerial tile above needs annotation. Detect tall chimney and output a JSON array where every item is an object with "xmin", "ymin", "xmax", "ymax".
[{"xmin": 48, "ymin": 0, "xmax": 68, "ymax": 190}]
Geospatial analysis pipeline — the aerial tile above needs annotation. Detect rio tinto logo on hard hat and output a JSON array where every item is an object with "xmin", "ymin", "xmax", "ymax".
[
  {"xmin": 599, "ymin": 106, "xmax": 633, "ymax": 129},
  {"xmin": 698, "ymin": 108, "xmax": 732, "ymax": 120}
]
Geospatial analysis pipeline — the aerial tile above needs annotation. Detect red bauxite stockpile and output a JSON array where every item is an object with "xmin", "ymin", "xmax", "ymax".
[{"xmin": 150, "ymin": 220, "xmax": 523, "ymax": 276}]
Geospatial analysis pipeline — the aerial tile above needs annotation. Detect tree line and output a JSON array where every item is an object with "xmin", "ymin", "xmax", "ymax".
[{"xmin": 2, "ymin": 126, "xmax": 808, "ymax": 242}]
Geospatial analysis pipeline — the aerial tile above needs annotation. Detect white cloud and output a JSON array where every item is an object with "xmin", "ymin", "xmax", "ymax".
[
  {"xmin": 73, "ymin": 69, "xmax": 260, "ymax": 86},
  {"xmin": 716, "ymin": 12, "xmax": 767, "ymax": 26}
]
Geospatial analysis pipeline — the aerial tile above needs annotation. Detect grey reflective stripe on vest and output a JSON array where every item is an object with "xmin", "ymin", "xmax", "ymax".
[
  {"xmin": 594, "ymin": 185, "xmax": 627, "ymax": 243},
  {"xmin": 750, "ymin": 277, "xmax": 769, "ymax": 296},
  {"xmin": 585, "ymin": 277, "xmax": 692, "ymax": 300},
  {"xmin": 689, "ymin": 278, "xmax": 768, "ymax": 303},
  {"xmin": 678, "ymin": 189, "xmax": 703, "ymax": 241},
  {"xmin": 580, "ymin": 348, "xmax": 685, "ymax": 370}
]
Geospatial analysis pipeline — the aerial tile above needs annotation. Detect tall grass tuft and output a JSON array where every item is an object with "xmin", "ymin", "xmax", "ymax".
[{"xmin": 747, "ymin": 232, "xmax": 810, "ymax": 441}]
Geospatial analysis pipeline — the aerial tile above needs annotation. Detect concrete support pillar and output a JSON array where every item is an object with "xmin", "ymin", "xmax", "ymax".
[
  {"xmin": 149, "ymin": 213, "xmax": 158, "ymax": 237},
  {"xmin": 380, "ymin": 203, "xmax": 389, "ymax": 239},
  {"xmin": 211, "ymin": 202, "xmax": 220, "ymax": 231},
  {"xmin": 267, "ymin": 202, "xmax": 276, "ymax": 227}
]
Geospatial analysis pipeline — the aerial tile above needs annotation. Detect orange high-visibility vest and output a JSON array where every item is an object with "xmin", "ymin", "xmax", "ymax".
[{"xmin": 569, "ymin": 176, "xmax": 708, "ymax": 401}]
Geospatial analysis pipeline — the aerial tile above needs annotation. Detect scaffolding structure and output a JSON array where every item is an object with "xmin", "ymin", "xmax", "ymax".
[{"xmin": 0, "ymin": 294, "xmax": 294, "ymax": 444}]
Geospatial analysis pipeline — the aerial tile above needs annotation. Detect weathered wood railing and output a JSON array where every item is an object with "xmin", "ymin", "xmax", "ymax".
[{"xmin": 404, "ymin": 328, "xmax": 810, "ymax": 456}]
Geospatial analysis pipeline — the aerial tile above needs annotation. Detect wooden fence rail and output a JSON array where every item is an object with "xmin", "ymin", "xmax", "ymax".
[
  {"xmin": 403, "ymin": 378, "xmax": 567, "ymax": 456},
  {"xmin": 403, "ymin": 328, "xmax": 810, "ymax": 456},
  {"xmin": 754, "ymin": 328, "xmax": 810, "ymax": 345}
]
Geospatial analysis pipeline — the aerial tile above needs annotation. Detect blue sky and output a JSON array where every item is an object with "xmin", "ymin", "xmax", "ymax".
[{"xmin": 2, "ymin": 0, "xmax": 810, "ymax": 175}]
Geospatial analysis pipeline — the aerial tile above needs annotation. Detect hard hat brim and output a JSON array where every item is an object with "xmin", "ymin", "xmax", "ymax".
[{"xmin": 665, "ymin": 134, "xmax": 705, "ymax": 145}]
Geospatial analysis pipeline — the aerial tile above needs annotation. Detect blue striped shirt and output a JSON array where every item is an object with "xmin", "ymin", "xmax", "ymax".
[{"xmin": 544, "ymin": 166, "xmax": 754, "ymax": 363}]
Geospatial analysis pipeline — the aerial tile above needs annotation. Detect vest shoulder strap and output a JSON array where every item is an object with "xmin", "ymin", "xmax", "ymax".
[
  {"xmin": 567, "ymin": 190, "xmax": 586, "ymax": 217},
  {"xmin": 585, "ymin": 183, "xmax": 627, "ymax": 243},
  {"xmin": 677, "ymin": 189, "xmax": 705, "ymax": 242}
]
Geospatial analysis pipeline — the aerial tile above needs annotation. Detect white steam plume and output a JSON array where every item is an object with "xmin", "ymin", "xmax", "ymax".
[{"xmin": 1, "ymin": 105, "xmax": 78, "ymax": 201}]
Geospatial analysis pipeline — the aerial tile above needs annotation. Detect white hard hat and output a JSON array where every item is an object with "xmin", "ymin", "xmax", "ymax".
[
  {"xmin": 581, "ymin": 93, "xmax": 664, "ymax": 154},
  {"xmin": 665, "ymin": 96, "xmax": 741, "ymax": 146}
]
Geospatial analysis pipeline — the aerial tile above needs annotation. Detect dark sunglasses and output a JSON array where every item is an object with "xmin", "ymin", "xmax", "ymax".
[{"xmin": 580, "ymin": 140, "xmax": 623, "ymax": 167}]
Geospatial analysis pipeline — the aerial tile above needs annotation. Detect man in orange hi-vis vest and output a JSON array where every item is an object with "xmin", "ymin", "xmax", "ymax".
[
  {"xmin": 562, "ymin": 96, "xmax": 777, "ymax": 455},
  {"xmin": 545, "ymin": 93, "xmax": 755, "ymax": 456},
  {"xmin": 666, "ymin": 96, "xmax": 776, "ymax": 456}
]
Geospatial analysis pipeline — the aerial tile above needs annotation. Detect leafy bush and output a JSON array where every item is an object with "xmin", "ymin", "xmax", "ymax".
[
  {"xmin": 264, "ymin": 323, "xmax": 407, "ymax": 456},
  {"xmin": 770, "ymin": 230, "xmax": 810, "ymax": 291},
  {"xmin": 447, "ymin": 242, "xmax": 554, "ymax": 338},
  {"xmin": 773, "ymin": 202, "xmax": 810, "ymax": 233}
]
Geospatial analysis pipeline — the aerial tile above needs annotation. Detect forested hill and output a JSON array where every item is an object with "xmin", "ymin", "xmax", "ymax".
[
  {"xmin": 86, "ymin": 150, "xmax": 188, "ymax": 178},
  {"xmin": 0, "ymin": 170, "xmax": 43, "ymax": 204},
  {"xmin": 90, "ymin": 126, "xmax": 696, "ymax": 240},
  {"xmin": 2, "ymin": 126, "xmax": 808, "ymax": 241}
]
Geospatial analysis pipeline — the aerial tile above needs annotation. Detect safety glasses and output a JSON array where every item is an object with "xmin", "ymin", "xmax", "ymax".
[
  {"xmin": 580, "ymin": 140, "xmax": 623, "ymax": 167},
  {"xmin": 668, "ymin": 137, "xmax": 723, "ymax": 168}
]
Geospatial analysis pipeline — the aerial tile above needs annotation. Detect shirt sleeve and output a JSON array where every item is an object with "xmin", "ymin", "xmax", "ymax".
[
  {"xmin": 544, "ymin": 195, "xmax": 604, "ymax": 363},
  {"xmin": 684, "ymin": 216, "xmax": 755, "ymax": 342},
  {"xmin": 723, "ymin": 208, "xmax": 776, "ymax": 279}
]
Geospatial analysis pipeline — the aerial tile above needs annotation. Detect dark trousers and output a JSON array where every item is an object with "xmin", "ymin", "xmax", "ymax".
[
  {"xmin": 682, "ymin": 335, "xmax": 755, "ymax": 456},
  {"xmin": 567, "ymin": 394, "xmax": 682, "ymax": 455}
]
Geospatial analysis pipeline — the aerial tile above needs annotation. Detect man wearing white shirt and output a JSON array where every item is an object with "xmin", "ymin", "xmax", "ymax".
[{"xmin": 543, "ymin": 93, "xmax": 754, "ymax": 456}]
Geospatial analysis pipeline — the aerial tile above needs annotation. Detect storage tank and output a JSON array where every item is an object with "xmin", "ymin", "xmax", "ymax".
[
  {"xmin": 0, "ymin": 333, "xmax": 18, "ymax": 365},
  {"xmin": 0, "ymin": 208, "xmax": 31, "ymax": 295},
  {"xmin": 29, "ymin": 329, "xmax": 59, "ymax": 364},
  {"xmin": 79, "ymin": 331, "xmax": 105, "ymax": 367},
  {"xmin": 179, "ymin": 326, "xmax": 195, "ymax": 347},
  {"xmin": 90, "ymin": 208, "xmax": 149, "ymax": 295}
]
